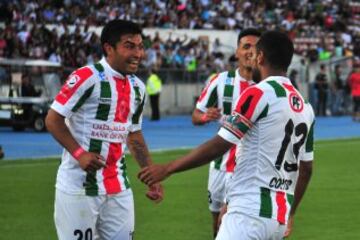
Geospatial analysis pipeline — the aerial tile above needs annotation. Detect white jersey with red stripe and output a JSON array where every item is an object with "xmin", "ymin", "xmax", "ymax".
[
  {"xmin": 51, "ymin": 58, "xmax": 146, "ymax": 196},
  {"xmin": 196, "ymin": 69, "xmax": 252, "ymax": 172},
  {"xmin": 218, "ymin": 76, "xmax": 315, "ymax": 225}
]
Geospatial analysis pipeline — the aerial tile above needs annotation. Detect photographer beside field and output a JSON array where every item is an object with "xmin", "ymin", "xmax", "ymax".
[
  {"xmin": 139, "ymin": 31, "xmax": 314, "ymax": 240},
  {"xmin": 46, "ymin": 20, "xmax": 163, "ymax": 240}
]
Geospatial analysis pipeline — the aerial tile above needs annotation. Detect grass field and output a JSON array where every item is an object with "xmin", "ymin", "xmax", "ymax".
[{"xmin": 1, "ymin": 138, "xmax": 360, "ymax": 239}]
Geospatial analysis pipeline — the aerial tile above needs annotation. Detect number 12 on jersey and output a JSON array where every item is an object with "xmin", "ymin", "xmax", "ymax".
[{"xmin": 275, "ymin": 119, "xmax": 308, "ymax": 172}]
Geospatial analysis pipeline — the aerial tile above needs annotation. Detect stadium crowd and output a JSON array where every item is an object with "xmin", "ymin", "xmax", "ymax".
[
  {"xmin": 0, "ymin": 0, "xmax": 359, "ymax": 118},
  {"xmin": 0, "ymin": 0, "xmax": 359, "ymax": 70}
]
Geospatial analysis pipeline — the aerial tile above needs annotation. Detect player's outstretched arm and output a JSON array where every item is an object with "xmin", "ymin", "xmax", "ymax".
[
  {"xmin": 127, "ymin": 130, "xmax": 164, "ymax": 203},
  {"xmin": 284, "ymin": 160, "xmax": 313, "ymax": 238},
  {"xmin": 138, "ymin": 135, "xmax": 232, "ymax": 186},
  {"xmin": 192, "ymin": 108, "xmax": 221, "ymax": 125}
]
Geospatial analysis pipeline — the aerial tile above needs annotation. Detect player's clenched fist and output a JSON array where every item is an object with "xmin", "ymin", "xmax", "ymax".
[
  {"xmin": 146, "ymin": 183, "xmax": 164, "ymax": 203},
  {"xmin": 206, "ymin": 107, "xmax": 221, "ymax": 121},
  {"xmin": 78, "ymin": 152, "xmax": 106, "ymax": 171},
  {"xmin": 138, "ymin": 164, "xmax": 170, "ymax": 186}
]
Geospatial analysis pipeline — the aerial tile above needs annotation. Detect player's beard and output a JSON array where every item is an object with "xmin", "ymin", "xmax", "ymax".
[{"xmin": 252, "ymin": 67, "xmax": 262, "ymax": 83}]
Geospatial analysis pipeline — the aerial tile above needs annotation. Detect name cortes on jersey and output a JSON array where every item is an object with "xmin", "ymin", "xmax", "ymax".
[
  {"xmin": 219, "ymin": 76, "xmax": 315, "ymax": 225},
  {"xmin": 51, "ymin": 58, "xmax": 146, "ymax": 196},
  {"xmin": 196, "ymin": 70, "xmax": 252, "ymax": 172}
]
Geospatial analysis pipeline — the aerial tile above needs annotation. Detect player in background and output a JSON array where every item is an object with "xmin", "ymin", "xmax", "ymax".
[
  {"xmin": 46, "ymin": 20, "xmax": 163, "ymax": 240},
  {"xmin": 192, "ymin": 28, "xmax": 261, "ymax": 237},
  {"xmin": 139, "ymin": 31, "xmax": 314, "ymax": 240}
]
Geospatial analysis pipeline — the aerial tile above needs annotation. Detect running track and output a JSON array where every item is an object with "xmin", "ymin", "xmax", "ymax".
[{"xmin": 0, "ymin": 115, "xmax": 359, "ymax": 160}]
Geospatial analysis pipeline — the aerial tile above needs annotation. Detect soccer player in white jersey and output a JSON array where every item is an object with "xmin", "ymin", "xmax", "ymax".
[
  {"xmin": 192, "ymin": 28, "xmax": 261, "ymax": 237},
  {"xmin": 46, "ymin": 20, "xmax": 163, "ymax": 240},
  {"xmin": 139, "ymin": 31, "xmax": 314, "ymax": 239}
]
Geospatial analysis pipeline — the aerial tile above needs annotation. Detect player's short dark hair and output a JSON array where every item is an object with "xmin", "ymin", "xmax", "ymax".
[
  {"xmin": 256, "ymin": 31, "xmax": 294, "ymax": 72},
  {"xmin": 237, "ymin": 28, "xmax": 261, "ymax": 45},
  {"xmin": 101, "ymin": 20, "xmax": 142, "ymax": 56}
]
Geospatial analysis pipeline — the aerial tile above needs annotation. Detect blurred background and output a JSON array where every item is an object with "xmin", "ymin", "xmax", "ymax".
[
  {"xmin": 0, "ymin": 0, "xmax": 359, "ymax": 121},
  {"xmin": 0, "ymin": 1, "xmax": 360, "ymax": 240}
]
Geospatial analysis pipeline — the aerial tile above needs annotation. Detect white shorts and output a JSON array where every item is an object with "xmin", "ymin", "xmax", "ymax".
[
  {"xmin": 216, "ymin": 211, "xmax": 286, "ymax": 240},
  {"xmin": 54, "ymin": 188, "xmax": 134, "ymax": 240},
  {"xmin": 208, "ymin": 167, "xmax": 232, "ymax": 212}
]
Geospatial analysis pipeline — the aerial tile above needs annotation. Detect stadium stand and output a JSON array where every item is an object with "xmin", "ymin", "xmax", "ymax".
[{"xmin": 0, "ymin": 0, "xmax": 359, "ymax": 117}]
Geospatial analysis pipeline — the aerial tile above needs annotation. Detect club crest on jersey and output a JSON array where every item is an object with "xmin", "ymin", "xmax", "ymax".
[
  {"xmin": 130, "ymin": 75, "xmax": 137, "ymax": 86},
  {"xmin": 98, "ymin": 71, "xmax": 107, "ymax": 81},
  {"xmin": 289, "ymin": 92, "xmax": 304, "ymax": 112},
  {"xmin": 66, "ymin": 74, "xmax": 80, "ymax": 88},
  {"xmin": 225, "ymin": 77, "xmax": 232, "ymax": 85}
]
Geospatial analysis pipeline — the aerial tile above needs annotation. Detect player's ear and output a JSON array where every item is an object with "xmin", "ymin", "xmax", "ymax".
[
  {"xmin": 257, "ymin": 50, "xmax": 265, "ymax": 65},
  {"xmin": 103, "ymin": 43, "xmax": 115, "ymax": 57}
]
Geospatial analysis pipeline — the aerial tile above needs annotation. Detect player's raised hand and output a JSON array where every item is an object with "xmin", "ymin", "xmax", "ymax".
[
  {"xmin": 138, "ymin": 164, "xmax": 170, "ymax": 186},
  {"xmin": 78, "ymin": 152, "xmax": 106, "ymax": 172},
  {"xmin": 206, "ymin": 107, "xmax": 221, "ymax": 121},
  {"xmin": 146, "ymin": 183, "xmax": 164, "ymax": 203}
]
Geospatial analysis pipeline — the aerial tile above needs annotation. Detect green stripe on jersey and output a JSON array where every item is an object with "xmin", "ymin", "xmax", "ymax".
[
  {"xmin": 256, "ymin": 104, "xmax": 269, "ymax": 121},
  {"xmin": 214, "ymin": 157, "xmax": 223, "ymax": 170},
  {"xmin": 223, "ymin": 102, "xmax": 232, "ymax": 115},
  {"xmin": 132, "ymin": 97, "xmax": 145, "ymax": 124},
  {"xmin": 287, "ymin": 193, "xmax": 294, "ymax": 207},
  {"xmin": 120, "ymin": 157, "xmax": 130, "ymax": 189},
  {"xmin": 259, "ymin": 187, "xmax": 272, "ymax": 218},
  {"xmin": 134, "ymin": 86, "xmax": 141, "ymax": 102},
  {"xmin": 227, "ymin": 70, "xmax": 236, "ymax": 78},
  {"xmin": 236, "ymin": 122, "xmax": 250, "ymax": 134},
  {"xmin": 72, "ymin": 85, "xmax": 95, "ymax": 112},
  {"xmin": 223, "ymin": 85, "xmax": 234, "ymax": 115},
  {"xmin": 206, "ymin": 87, "xmax": 218, "ymax": 108},
  {"xmin": 267, "ymin": 81, "xmax": 286, "ymax": 97},
  {"xmin": 95, "ymin": 82, "xmax": 111, "ymax": 121},
  {"xmin": 306, "ymin": 121, "xmax": 315, "ymax": 152},
  {"xmin": 84, "ymin": 139, "xmax": 102, "ymax": 196},
  {"xmin": 94, "ymin": 62, "xmax": 105, "ymax": 72}
]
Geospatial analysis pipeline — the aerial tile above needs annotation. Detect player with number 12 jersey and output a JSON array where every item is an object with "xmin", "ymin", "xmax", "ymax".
[{"xmin": 219, "ymin": 76, "xmax": 315, "ymax": 224}]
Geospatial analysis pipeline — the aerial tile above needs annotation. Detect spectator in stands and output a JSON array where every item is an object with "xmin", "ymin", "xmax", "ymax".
[
  {"xmin": 348, "ymin": 63, "xmax": 360, "ymax": 121},
  {"xmin": 0, "ymin": 0, "xmax": 359, "ymax": 72},
  {"xmin": 331, "ymin": 64, "xmax": 345, "ymax": 115},
  {"xmin": 315, "ymin": 64, "xmax": 329, "ymax": 116},
  {"xmin": 289, "ymin": 69, "xmax": 299, "ymax": 90},
  {"xmin": 21, "ymin": 73, "xmax": 41, "ymax": 97}
]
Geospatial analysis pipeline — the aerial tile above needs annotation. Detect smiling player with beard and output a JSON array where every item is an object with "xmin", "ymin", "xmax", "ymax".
[{"xmin": 46, "ymin": 20, "xmax": 163, "ymax": 240}]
